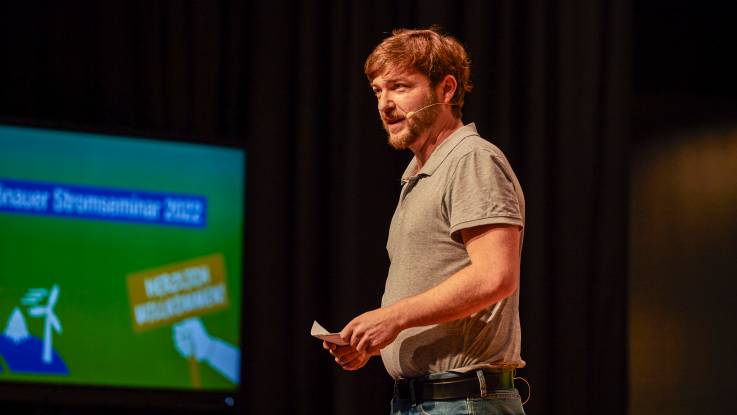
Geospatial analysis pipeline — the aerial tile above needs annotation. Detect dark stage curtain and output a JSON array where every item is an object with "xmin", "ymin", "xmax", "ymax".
[{"xmin": 0, "ymin": 1, "xmax": 629, "ymax": 414}]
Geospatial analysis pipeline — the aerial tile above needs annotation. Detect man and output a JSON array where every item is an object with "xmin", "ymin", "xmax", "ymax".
[{"xmin": 324, "ymin": 28, "xmax": 526, "ymax": 414}]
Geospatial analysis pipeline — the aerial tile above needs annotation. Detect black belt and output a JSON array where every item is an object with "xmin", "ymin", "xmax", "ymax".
[{"xmin": 394, "ymin": 369, "xmax": 515, "ymax": 402}]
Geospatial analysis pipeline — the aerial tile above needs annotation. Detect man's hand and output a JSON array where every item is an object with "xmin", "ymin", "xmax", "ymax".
[
  {"xmin": 339, "ymin": 307, "xmax": 403, "ymax": 355},
  {"xmin": 323, "ymin": 341, "xmax": 372, "ymax": 371}
]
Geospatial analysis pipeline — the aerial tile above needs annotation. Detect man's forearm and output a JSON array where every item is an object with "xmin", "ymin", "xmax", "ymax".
[
  {"xmin": 388, "ymin": 262, "xmax": 518, "ymax": 332},
  {"xmin": 340, "ymin": 224, "xmax": 521, "ymax": 354}
]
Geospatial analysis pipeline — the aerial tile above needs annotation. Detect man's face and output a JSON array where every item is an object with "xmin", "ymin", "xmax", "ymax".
[{"xmin": 370, "ymin": 68, "xmax": 440, "ymax": 150}]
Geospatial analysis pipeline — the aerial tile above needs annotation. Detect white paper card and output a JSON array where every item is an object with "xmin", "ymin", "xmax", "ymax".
[{"xmin": 310, "ymin": 320, "xmax": 348, "ymax": 345}]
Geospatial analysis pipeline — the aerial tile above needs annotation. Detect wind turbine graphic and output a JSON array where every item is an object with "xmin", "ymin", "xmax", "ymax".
[{"xmin": 27, "ymin": 284, "xmax": 63, "ymax": 364}]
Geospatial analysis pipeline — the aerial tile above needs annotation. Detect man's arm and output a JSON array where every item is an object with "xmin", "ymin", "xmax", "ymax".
[{"xmin": 340, "ymin": 223, "xmax": 521, "ymax": 355}]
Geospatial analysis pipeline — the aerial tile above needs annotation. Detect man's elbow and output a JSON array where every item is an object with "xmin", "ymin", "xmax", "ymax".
[{"xmin": 484, "ymin": 269, "xmax": 519, "ymax": 301}]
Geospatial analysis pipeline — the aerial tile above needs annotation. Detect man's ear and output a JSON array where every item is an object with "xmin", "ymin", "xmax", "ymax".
[{"xmin": 438, "ymin": 75, "xmax": 458, "ymax": 103}]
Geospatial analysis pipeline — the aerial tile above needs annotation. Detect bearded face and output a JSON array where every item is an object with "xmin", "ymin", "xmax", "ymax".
[
  {"xmin": 371, "ymin": 68, "xmax": 445, "ymax": 151},
  {"xmin": 383, "ymin": 91, "xmax": 441, "ymax": 150}
]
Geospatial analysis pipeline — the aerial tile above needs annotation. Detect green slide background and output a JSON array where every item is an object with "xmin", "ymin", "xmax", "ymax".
[{"xmin": 0, "ymin": 125, "xmax": 244, "ymax": 391}]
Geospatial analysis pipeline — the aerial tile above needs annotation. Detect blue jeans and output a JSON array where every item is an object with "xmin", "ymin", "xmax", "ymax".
[{"xmin": 390, "ymin": 371, "xmax": 526, "ymax": 415}]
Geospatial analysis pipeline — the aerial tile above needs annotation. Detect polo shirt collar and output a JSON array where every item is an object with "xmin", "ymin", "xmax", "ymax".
[{"xmin": 401, "ymin": 123, "xmax": 479, "ymax": 184}]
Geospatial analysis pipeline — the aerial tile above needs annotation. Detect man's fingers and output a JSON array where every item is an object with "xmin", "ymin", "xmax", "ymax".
[
  {"xmin": 356, "ymin": 336, "xmax": 371, "ymax": 354},
  {"xmin": 330, "ymin": 345, "xmax": 354, "ymax": 358},
  {"xmin": 339, "ymin": 325, "xmax": 354, "ymax": 344},
  {"xmin": 342, "ymin": 355, "xmax": 368, "ymax": 371},
  {"xmin": 323, "ymin": 341, "xmax": 335, "ymax": 351},
  {"xmin": 340, "ymin": 356, "xmax": 360, "ymax": 370},
  {"xmin": 350, "ymin": 334, "xmax": 360, "ymax": 348},
  {"xmin": 335, "ymin": 350, "xmax": 358, "ymax": 365}
]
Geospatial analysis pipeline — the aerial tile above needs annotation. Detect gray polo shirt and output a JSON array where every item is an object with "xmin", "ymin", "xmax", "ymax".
[{"xmin": 380, "ymin": 123, "xmax": 525, "ymax": 379}]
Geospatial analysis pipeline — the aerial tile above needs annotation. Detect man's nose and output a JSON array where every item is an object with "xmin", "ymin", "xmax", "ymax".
[{"xmin": 377, "ymin": 92, "xmax": 395, "ymax": 113}]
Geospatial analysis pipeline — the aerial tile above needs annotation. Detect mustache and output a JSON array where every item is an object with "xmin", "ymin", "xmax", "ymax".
[{"xmin": 381, "ymin": 109, "xmax": 410, "ymax": 123}]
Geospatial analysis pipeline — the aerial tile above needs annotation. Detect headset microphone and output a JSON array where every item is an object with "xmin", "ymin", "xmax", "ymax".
[{"xmin": 404, "ymin": 102, "xmax": 454, "ymax": 119}]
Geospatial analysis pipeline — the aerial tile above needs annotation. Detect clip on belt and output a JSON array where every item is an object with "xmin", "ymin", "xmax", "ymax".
[{"xmin": 394, "ymin": 369, "xmax": 514, "ymax": 402}]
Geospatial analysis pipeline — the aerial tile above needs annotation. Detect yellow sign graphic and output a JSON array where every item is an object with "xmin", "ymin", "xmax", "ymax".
[{"xmin": 126, "ymin": 253, "xmax": 229, "ymax": 332}]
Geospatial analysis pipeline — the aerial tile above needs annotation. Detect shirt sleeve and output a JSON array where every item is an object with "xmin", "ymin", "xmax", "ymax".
[{"xmin": 445, "ymin": 148, "xmax": 524, "ymax": 243}]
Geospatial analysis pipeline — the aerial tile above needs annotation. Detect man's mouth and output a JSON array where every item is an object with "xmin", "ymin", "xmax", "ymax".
[{"xmin": 384, "ymin": 117, "xmax": 406, "ymax": 127}]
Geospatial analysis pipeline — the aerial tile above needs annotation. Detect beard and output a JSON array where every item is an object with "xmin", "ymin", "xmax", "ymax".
[{"xmin": 384, "ymin": 93, "xmax": 441, "ymax": 150}]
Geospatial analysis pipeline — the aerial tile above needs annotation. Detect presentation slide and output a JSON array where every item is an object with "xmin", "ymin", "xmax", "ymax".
[{"xmin": 0, "ymin": 125, "xmax": 244, "ymax": 391}]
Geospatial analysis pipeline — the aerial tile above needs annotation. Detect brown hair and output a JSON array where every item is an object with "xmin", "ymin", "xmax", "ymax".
[{"xmin": 364, "ymin": 27, "xmax": 473, "ymax": 118}]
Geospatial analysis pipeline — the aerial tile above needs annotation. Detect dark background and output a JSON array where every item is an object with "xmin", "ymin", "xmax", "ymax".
[
  {"xmin": 630, "ymin": 1, "xmax": 737, "ymax": 414},
  {"xmin": 0, "ymin": 0, "xmax": 733, "ymax": 414}
]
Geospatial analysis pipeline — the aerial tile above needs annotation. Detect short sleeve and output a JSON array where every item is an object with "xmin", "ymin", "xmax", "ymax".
[{"xmin": 445, "ymin": 149, "xmax": 523, "ymax": 243}]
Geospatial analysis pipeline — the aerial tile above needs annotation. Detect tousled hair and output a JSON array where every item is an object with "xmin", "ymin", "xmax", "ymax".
[{"xmin": 364, "ymin": 27, "xmax": 472, "ymax": 118}]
